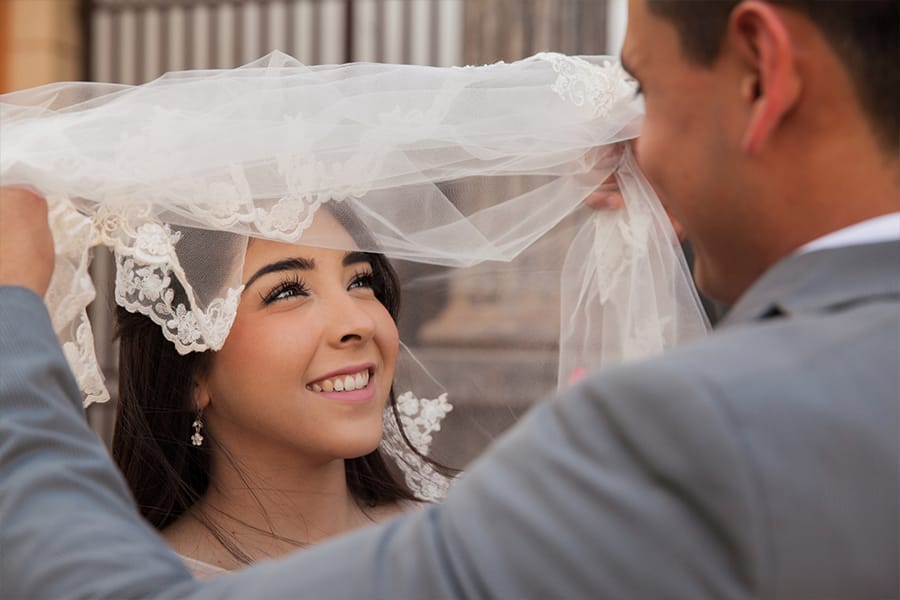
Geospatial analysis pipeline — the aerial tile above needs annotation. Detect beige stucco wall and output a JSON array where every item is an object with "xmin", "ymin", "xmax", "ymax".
[{"xmin": 2, "ymin": 0, "xmax": 82, "ymax": 93}]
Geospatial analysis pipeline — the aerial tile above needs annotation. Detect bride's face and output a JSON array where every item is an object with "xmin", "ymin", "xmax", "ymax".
[{"xmin": 197, "ymin": 210, "xmax": 399, "ymax": 463}]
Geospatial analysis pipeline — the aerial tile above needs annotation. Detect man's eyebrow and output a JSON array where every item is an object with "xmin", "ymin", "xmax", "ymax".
[{"xmin": 244, "ymin": 257, "xmax": 315, "ymax": 289}]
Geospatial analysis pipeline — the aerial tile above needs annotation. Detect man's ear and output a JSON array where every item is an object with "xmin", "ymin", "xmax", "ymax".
[{"xmin": 727, "ymin": 1, "xmax": 802, "ymax": 154}]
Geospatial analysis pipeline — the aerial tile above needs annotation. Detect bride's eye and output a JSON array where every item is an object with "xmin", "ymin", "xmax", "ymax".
[
  {"xmin": 261, "ymin": 275, "xmax": 309, "ymax": 304},
  {"xmin": 348, "ymin": 270, "xmax": 376, "ymax": 291}
]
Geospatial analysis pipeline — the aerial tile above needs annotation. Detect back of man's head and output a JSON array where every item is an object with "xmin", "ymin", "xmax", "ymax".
[{"xmin": 648, "ymin": 0, "xmax": 899, "ymax": 153}]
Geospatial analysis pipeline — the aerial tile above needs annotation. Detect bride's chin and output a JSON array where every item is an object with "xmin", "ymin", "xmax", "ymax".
[{"xmin": 342, "ymin": 436, "xmax": 384, "ymax": 460}]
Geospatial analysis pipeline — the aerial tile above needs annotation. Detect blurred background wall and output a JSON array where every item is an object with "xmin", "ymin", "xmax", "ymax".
[
  {"xmin": 2, "ymin": 0, "xmax": 631, "ymax": 460},
  {"xmin": 0, "ymin": 0, "xmax": 82, "ymax": 93},
  {"xmin": 1, "ymin": 0, "xmax": 627, "ymax": 91}
]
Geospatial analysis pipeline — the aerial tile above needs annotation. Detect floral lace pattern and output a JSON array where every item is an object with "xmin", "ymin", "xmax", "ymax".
[
  {"xmin": 381, "ymin": 391, "xmax": 456, "ymax": 502},
  {"xmin": 44, "ymin": 196, "xmax": 109, "ymax": 404},
  {"xmin": 114, "ymin": 256, "xmax": 242, "ymax": 355},
  {"xmin": 537, "ymin": 53, "xmax": 636, "ymax": 119},
  {"xmin": 62, "ymin": 320, "xmax": 107, "ymax": 404}
]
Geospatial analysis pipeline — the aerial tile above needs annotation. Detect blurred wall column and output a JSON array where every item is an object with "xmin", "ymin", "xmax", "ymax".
[{"xmin": 1, "ymin": 0, "xmax": 83, "ymax": 93}]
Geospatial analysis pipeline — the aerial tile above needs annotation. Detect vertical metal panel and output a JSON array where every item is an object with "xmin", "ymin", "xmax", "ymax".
[
  {"xmin": 240, "ymin": 1, "xmax": 260, "ymax": 62},
  {"xmin": 179, "ymin": 6, "xmax": 193, "ymax": 69},
  {"xmin": 194, "ymin": 4, "xmax": 212, "ymax": 67},
  {"xmin": 428, "ymin": 0, "xmax": 440, "ymax": 65},
  {"xmin": 294, "ymin": 1, "xmax": 313, "ymax": 63},
  {"xmin": 156, "ymin": 7, "xmax": 171, "ymax": 75},
  {"xmin": 143, "ymin": 7, "xmax": 161, "ymax": 79},
  {"xmin": 383, "ymin": 0, "xmax": 403, "ymax": 63},
  {"xmin": 208, "ymin": 4, "xmax": 220, "ymax": 67},
  {"xmin": 259, "ymin": 1, "xmax": 271, "ymax": 55},
  {"xmin": 353, "ymin": 0, "xmax": 377, "ymax": 62},
  {"xmin": 344, "ymin": 0, "xmax": 354, "ymax": 61},
  {"xmin": 409, "ymin": 0, "xmax": 429, "ymax": 65},
  {"xmin": 108, "ymin": 6, "xmax": 121, "ymax": 81},
  {"xmin": 283, "ymin": 0, "xmax": 296, "ymax": 57},
  {"xmin": 374, "ymin": 0, "xmax": 385, "ymax": 61},
  {"xmin": 320, "ymin": 0, "xmax": 345, "ymax": 63},
  {"xmin": 520, "ymin": 0, "xmax": 534, "ymax": 58},
  {"xmin": 438, "ymin": 0, "xmax": 463, "ymax": 66},
  {"xmin": 166, "ymin": 5, "xmax": 186, "ymax": 72},
  {"xmin": 230, "ymin": 1, "xmax": 243, "ymax": 66},
  {"xmin": 91, "ymin": 9, "xmax": 113, "ymax": 81},
  {"xmin": 310, "ymin": 0, "xmax": 321, "ymax": 63},
  {"xmin": 401, "ymin": 0, "xmax": 412, "ymax": 62}
]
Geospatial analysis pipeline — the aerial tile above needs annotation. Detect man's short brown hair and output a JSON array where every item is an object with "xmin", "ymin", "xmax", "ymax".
[{"xmin": 648, "ymin": 0, "xmax": 899, "ymax": 152}]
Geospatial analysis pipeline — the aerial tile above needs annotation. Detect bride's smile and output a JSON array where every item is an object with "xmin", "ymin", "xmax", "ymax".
[{"xmin": 307, "ymin": 364, "xmax": 376, "ymax": 402}]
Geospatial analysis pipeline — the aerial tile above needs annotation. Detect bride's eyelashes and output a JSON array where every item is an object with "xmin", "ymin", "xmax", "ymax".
[
  {"xmin": 261, "ymin": 274, "xmax": 310, "ymax": 304},
  {"xmin": 260, "ymin": 269, "xmax": 376, "ymax": 305},
  {"xmin": 348, "ymin": 270, "xmax": 376, "ymax": 291}
]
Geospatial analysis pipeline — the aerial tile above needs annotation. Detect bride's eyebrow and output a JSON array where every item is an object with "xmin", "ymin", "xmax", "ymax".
[
  {"xmin": 244, "ymin": 257, "xmax": 314, "ymax": 288},
  {"xmin": 243, "ymin": 251, "xmax": 371, "ymax": 288},
  {"xmin": 343, "ymin": 251, "xmax": 372, "ymax": 267}
]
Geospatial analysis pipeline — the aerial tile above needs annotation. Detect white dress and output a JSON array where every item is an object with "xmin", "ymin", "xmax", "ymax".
[{"xmin": 178, "ymin": 554, "xmax": 228, "ymax": 580}]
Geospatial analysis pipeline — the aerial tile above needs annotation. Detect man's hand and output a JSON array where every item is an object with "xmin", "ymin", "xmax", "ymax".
[
  {"xmin": 0, "ymin": 187, "xmax": 54, "ymax": 296},
  {"xmin": 584, "ymin": 175, "xmax": 625, "ymax": 210},
  {"xmin": 584, "ymin": 142, "xmax": 687, "ymax": 241},
  {"xmin": 584, "ymin": 173, "xmax": 686, "ymax": 242}
]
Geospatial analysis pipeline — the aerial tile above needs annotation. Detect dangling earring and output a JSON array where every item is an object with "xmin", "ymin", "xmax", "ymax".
[{"xmin": 191, "ymin": 411, "xmax": 205, "ymax": 447}]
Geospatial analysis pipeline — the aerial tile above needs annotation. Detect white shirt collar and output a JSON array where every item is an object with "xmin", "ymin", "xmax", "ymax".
[{"xmin": 800, "ymin": 212, "xmax": 900, "ymax": 255}]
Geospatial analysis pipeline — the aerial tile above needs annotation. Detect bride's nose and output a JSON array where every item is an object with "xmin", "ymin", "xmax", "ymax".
[{"xmin": 324, "ymin": 293, "xmax": 377, "ymax": 347}]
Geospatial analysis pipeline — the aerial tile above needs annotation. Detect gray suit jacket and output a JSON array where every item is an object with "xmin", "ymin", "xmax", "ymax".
[{"xmin": 1, "ymin": 241, "xmax": 897, "ymax": 599}]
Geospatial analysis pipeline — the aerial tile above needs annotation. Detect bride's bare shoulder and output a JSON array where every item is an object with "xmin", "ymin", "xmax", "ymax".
[
  {"xmin": 161, "ymin": 512, "xmax": 204, "ymax": 549},
  {"xmin": 161, "ymin": 512, "xmax": 242, "ymax": 571}
]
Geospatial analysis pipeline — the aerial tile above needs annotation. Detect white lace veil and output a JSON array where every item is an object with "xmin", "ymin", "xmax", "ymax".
[{"xmin": 0, "ymin": 51, "xmax": 709, "ymax": 500}]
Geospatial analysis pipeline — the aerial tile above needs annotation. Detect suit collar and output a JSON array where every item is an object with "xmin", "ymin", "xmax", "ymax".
[{"xmin": 720, "ymin": 241, "xmax": 900, "ymax": 327}]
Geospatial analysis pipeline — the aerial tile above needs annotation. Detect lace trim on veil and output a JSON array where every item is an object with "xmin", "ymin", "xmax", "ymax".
[{"xmin": 381, "ymin": 391, "xmax": 455, "ymax": 502}]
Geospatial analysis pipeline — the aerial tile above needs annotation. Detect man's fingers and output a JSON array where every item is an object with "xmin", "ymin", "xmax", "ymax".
[
  {"xmin": 584, "ymin": 185, "xmax": 624, "ymax": 210},
  {"xmin": 0, "ymin": 187, "xmax": 55, "ymax": 296}
]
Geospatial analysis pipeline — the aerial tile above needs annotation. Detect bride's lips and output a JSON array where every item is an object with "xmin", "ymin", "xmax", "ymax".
[{"xmin": 307, "ymin": 363, "xmax": 376, "ymax": 404}]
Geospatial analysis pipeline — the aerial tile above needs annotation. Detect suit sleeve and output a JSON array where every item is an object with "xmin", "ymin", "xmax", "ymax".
[
  {"xmin": 0, "ymin": 286, "xmax": 200, "ymax": 599},
  {"xmin": 0, "ymin": 284, "xmax": 761, "ymax": 599}
]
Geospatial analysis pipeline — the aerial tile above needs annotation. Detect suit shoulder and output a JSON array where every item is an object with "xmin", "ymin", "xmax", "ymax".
[{"xmin": 590, "ymin": 299, "xmax": 899, "ymax": 411}]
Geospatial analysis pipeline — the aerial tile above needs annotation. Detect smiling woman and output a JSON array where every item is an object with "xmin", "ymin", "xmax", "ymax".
[{"xmin": 113, "ymin": 207, "xmax": 441, "ymax": 575}]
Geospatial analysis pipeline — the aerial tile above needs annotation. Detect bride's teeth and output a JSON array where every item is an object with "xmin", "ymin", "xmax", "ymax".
[{"xmin": 311, "ymin": 370, "xmax": 370, "ymax": 393}]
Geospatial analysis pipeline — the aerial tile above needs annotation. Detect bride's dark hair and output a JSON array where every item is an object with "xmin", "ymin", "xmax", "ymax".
[{"xmin": 111, "ymin": 204, "xmax": 446, "ymax": 564}]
